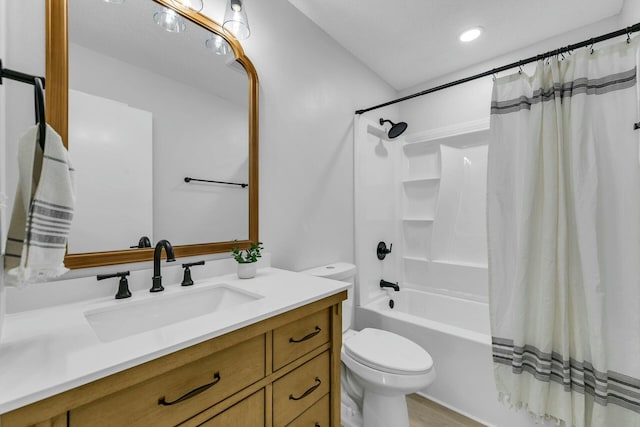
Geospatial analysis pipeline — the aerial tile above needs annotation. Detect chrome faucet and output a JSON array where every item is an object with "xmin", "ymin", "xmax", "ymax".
[{"xmin": 151, "ymin": 239, "xmax": 176, "ymax": 292}]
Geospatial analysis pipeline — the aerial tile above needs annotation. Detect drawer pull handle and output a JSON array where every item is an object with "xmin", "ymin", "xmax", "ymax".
[
  {"xmin": 289, "ymin": 326, "xmax": 321, "ymax": 343},
  {"xmin": 158, "ymin": 372, "xmax": 221, "ymax": 406},
  {"xmin": 289, "ymin": 377, "xmax": 321, "ymax": 401}
]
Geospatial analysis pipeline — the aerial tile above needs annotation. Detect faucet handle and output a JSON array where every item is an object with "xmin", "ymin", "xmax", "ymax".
[
  {"xmin": 129, "ymin": 236, "xmax": 152, "ymax": 248},
  {"xmin": 376, "ymin": 241, "xmax": 393, "ymax": 260},
  {"xmin": 97, "ymin": 271, "xmax": 132, "ymax": 299},
  {"xmin": 181, "ymin": 260, "xmax": 205, "ymax": 286}
]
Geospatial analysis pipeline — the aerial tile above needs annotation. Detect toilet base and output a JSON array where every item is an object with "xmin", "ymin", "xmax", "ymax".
[
  {"xmin": 362, "ymin": 390, "xmax": 410, "ymax": 427},
  {"xmin": 341, "ymin": 400, "xmax": 363, "ymax": 427}
]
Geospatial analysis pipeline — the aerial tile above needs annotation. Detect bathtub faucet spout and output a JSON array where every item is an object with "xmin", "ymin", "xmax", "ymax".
[{"xmin": 380, "ymin": 279, "xmax": 400, "ymax": 292}]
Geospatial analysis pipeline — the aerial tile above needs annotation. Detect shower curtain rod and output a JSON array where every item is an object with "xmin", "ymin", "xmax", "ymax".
[{"xmin": 355, "ymin": 22, "xmax": 640, "ymax": 115}]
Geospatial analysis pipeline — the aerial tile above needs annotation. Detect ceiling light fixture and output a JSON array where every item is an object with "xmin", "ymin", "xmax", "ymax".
[
  {"xmin": 205, "ymin": 34, "xmax": 232, "ymax": 55},
  {"xmin": 459, "ymin": 27, "xmax": 483, "ymax": 43},
  {"xmin": 171, "ymin": 0, "xmax": 204, "ymax": 13},
  {"xmin": 153, "ymin": 7, "xmax": 186, "ymax": 33},
  {"xmin": 223, "ymin": 0, "xmax": 251, "ymax": 40}
]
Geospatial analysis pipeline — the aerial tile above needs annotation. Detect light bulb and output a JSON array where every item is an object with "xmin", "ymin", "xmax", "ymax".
[
  {"xmin": 206, "ymin": 34, "xmax": 232, "ymax": 55},
  {"xmin": 223, "ymin": 0, "xmax": 250, "ymax": 40},
  {"xmin": 153, "ymin": 8, "xmax": 186, "ymax": 33}
]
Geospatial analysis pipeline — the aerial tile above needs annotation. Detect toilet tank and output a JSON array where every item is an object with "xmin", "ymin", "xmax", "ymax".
[{"xmin": 301, "ymin": 263, "xmax": 356, "ymax": 332}]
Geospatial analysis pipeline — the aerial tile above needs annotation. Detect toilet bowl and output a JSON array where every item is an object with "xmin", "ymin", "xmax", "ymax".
[{"xmin": 302, "ymin": 263, "xmax": 435, "ymax": 427}]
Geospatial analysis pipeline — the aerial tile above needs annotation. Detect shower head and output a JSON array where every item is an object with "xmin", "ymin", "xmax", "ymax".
[{"xmin": 379, "ymin": 118, "xmax": 408, "ymax": 139}]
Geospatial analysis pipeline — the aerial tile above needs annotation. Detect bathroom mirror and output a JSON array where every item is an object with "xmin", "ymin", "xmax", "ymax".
[{"xmin": 45, "ymin": 0, "xmax": 259, "ymax": 268}]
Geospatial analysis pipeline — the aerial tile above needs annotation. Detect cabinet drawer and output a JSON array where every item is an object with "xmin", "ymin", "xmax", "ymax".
[
  {"xmin": 70, "ymin": 334, "xmax": 265, "ymax": 427},
  {"xmin": 286, "ymin": 393, "xmax": 329, "ymax": 427},
  {"xmin": 273, "ymin": 352, "xmax": 330, "ymax": 427},
  {"xmin": 273, "ymin": 309, "xmax": 329, "ymax": 370},
  {"xmin": 199, "ymin": 389, "xmax": 265, "ymax": 427}
]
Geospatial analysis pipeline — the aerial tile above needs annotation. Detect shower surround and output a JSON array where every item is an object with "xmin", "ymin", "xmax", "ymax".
[{"xmin": 353, "ymin": 116, "xmax": 552, "ymax": 426}]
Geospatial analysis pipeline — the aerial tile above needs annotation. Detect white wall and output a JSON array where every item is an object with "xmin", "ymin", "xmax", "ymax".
[
  {"xmin": 237, "ymin": 0, "xmax": 397, "ymax": 271},
  {"xmin": 621, "ymin": 0, "xmax": 640, "ymax": 25},
  {"xmin": 0, "ymin": 0, "xmax": 396, "ymax": 282}
]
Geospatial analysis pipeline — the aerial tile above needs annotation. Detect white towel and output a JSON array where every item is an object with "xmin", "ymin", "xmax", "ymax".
[{"xmin": 4, "ymin": 124, "xmax": 76, "ymax": 286}]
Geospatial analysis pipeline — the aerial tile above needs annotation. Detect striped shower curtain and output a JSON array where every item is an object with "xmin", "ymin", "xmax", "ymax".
[{"xmin": 487, "ymin": 38, "xmax": 640, "ymax": 426}]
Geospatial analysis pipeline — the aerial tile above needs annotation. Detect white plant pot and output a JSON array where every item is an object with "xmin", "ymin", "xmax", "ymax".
[{"xmin": 237, "ymin": 262, "xmax": 257, "ymax": 279}]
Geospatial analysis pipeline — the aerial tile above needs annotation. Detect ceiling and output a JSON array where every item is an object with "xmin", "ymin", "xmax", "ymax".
[{"xmin": 288, "ymin": 0, "xmax": 625, "ymax": 91}]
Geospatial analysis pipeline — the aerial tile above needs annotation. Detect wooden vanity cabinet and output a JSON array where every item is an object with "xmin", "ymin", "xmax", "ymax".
[
  {"xmin": 198, "ymin": 390, "xmax": 265, "ymax": 427},
  {"xmin": 0, "ymin": 292, "xmax": 346, "ymax": 427}
]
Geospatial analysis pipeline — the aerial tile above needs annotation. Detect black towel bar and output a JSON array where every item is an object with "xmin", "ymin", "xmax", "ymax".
[{"xmin": 184, "ymin": 177, "xmax": 248, "ymax": 188}]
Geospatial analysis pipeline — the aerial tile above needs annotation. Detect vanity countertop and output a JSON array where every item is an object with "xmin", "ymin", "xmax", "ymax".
[{"xmin": 0, "ymin": 267, "xmax": 349, "ymax": 414}]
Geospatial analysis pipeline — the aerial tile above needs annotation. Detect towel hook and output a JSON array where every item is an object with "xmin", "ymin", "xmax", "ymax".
[{"xmin": 34, "ymin": 77, "xmax": 46, "ymax": 151}]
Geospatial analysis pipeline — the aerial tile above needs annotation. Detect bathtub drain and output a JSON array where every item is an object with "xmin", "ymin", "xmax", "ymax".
[{"xmin": 389, "ymin": 299, "xmax": 395, "ymax": 309}]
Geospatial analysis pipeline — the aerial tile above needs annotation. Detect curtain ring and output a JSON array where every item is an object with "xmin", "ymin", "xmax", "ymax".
[
  {"xmin": 627, "ymin": 27, "xmax": 632, "ymax": 44},
  {"xmin": 588, "ymin": 38, "xmax": 594, "ymax": 54},
  {"xmin": 492, "ymin": 69, "xmax": 497, "ymax": 81},
  {"xmin": 518, "ymin": 61, "xmax": 523, "ymax": 74}
]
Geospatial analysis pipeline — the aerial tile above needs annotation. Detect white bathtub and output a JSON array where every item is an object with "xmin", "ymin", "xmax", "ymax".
[{"xmin": 355, "ymin": 289, "xmax": 548, "ymax": 427}]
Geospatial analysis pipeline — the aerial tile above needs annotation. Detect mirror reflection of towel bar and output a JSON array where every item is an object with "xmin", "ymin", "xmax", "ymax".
[{"xmin": 184, "ymin": 177, "xmax": 248, "ymax": 188}]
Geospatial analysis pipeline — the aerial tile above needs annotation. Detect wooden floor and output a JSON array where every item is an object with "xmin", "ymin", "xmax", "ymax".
[{"xmin": 407, "ymin": 394, "xmax": 486, "ymax": 427}]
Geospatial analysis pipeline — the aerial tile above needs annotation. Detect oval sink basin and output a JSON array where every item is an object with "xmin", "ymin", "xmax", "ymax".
[{"xmin": 84, "ymin": 284, "xmax": 262, "ymax": 342}]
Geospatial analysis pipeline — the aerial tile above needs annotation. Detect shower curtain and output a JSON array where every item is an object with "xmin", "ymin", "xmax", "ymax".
[{"xmin": 487, "ymin": 38, "xmax": 640, "ymax": 427}]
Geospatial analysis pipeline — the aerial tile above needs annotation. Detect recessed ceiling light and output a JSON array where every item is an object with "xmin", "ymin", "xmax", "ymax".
[{"xmin": 459, "ymin": 27, "xmax": 483, "ymax": 43}]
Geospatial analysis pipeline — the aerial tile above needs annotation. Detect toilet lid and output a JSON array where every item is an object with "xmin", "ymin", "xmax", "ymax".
[{"xmin": 344, "ymin": 328, "xmax": 433, "ymax": 375}]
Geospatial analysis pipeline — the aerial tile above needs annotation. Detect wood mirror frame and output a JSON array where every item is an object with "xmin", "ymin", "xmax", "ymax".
[{"xmin": 45, "ymin": 0, "xmax": 259, "ymax": 269}]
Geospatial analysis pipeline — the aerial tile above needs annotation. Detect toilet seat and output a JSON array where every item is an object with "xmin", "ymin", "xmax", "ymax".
[{"xmin": 343, "ymin": 328, "xmax": 433, "ymax": 375}]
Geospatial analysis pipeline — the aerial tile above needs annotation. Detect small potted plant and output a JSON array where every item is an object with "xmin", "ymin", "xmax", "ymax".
[{"xmin": 232, "ymin": 241, "xmax": 263, "ymax": 279}]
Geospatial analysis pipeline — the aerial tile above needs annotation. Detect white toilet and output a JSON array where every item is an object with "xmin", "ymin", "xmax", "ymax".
[{"xmin": 302, "ymin": 263, "xmax": 435, "ymax": 427}]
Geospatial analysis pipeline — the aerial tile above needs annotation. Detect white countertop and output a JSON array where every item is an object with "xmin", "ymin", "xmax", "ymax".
[{"xmin": 0, "ymin": 267, "xmax": 349, "ymax": 414}]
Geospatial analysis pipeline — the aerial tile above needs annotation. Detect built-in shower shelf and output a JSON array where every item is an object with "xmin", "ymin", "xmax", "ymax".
[
  {"xmin": 402, "ymin": 177, "xmax": 440, "ymax": 184},
  {"xmin": 402, "ymin": 217, "xmax": 434, "ymax": 222}
]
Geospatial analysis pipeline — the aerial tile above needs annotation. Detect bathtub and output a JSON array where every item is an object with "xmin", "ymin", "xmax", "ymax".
[{"xmin": 355, "ymin": 289, "xmax": 548, "ymax": 427}]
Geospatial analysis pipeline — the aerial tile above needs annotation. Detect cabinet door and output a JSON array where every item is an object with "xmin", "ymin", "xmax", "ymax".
[{"xmin": 199, "ymin": 390, "xmax": 264, "ymax": 427}]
